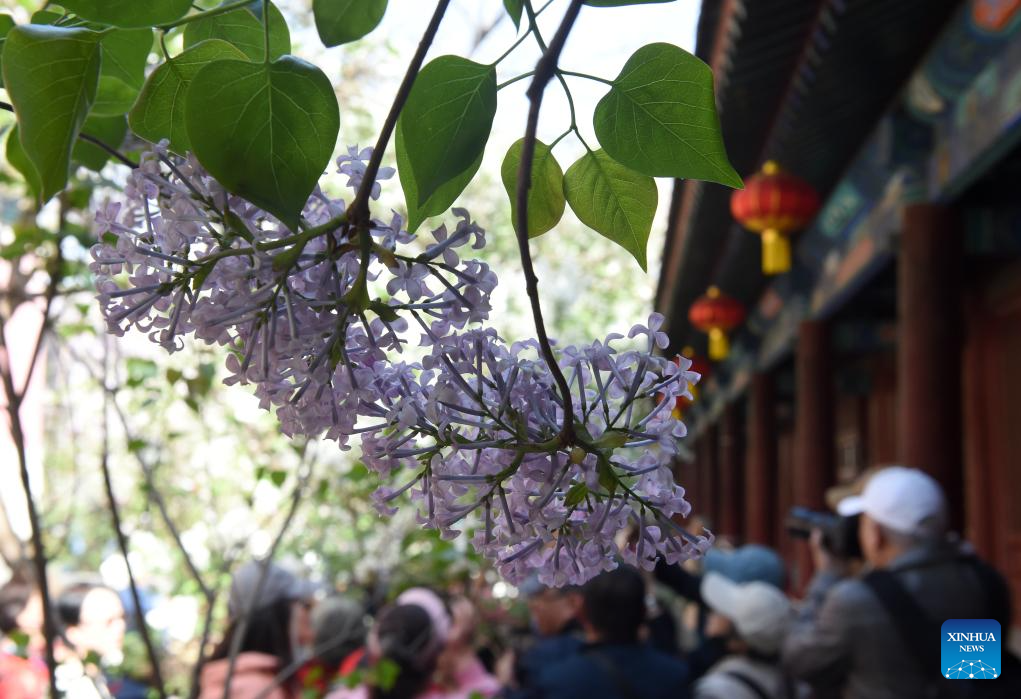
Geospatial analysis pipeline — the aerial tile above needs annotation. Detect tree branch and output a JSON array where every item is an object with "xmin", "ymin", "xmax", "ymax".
[
  {"xmin": 515, "ymin": 0, "xmax": 586, "ymax": 444},
  {"xmin": 0, "ymin": 314, "xmax": 59, "ymax": 698},
  {"xmin": 99, "ymin": 341, "xmax": 168, "ymax": 699},
  {"xmin": 222, "ymin": 456, "xmax": 313, "ymax": 699},
  {"xmin": 349, "ymin": 0, "xmax": 453, "ymax": 228}
]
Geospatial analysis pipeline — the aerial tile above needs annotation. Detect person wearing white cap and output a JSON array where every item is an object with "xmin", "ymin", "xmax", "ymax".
[
  {"xmin": 694, "ymin": 573, "xmax": 803, "ymax": 699},
  {"xmin": 782, "ymin": 466, "xmax": 1013, "ymax": 699}
]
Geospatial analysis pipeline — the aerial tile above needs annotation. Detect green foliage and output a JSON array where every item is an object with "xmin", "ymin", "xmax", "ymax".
[
  {"xmin": 129, "ymin": 39, "xmax": 248, "ymax": 153},
  {"xmin": 0, "ymin": 14, "xmax": 16, "ymax": 87},
  {"xmin": 185, "ymin": 57, "xmax": 340, "ymax": 228},
  {"xmin": 503, "ymin": 0, "xmax": 523, "ymax": 29},
  {"xmin": 594, "ymin": 42, "xmax": 741, "ymax": 188},
  {"xmin": 500, "ymin": 138, "xmax": 565, "ymax": 238},
  {"xmin": 183, "ymin": 1, "xmax": 290, "ymax": 62},
  {"xmin": 398, "ymin": 56, "xmax": 497, "ymax": 206},
  {"xmin": 73, "ymin": 114, "xmax": 129, "ymax": 170},
  {"xmin": 313, "ymin": 0, "xmax": 388, "ymax": 47},
  {"xmin": 57, "ymin": 0, "xmax": 192, "ymax": 28},
  {"xmin": 1, "ymin": 25, "xmax": 100, "ymax": 203},
  {"xmin": 6, "ymin": 126, "xmax": 41, "ymax": 198},
  {"xmin": 93, "ymin": 75, "xmax": 138, "ymax": 116},
  {"xmin": 396, "ymin": 120, "xmax": 482, "ymax": 233},
  {"xmin": 563, "ymin": 149, "xmax": 657, "ymax": 270},
  {"xmin": 98, "ymin": 28, "xmax": 152, "ymax": 89}
]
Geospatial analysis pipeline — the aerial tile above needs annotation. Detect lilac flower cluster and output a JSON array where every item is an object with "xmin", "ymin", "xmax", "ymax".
[{"xmin": 90, "ymin": 144, "xmax": 710, "ymax": 585}]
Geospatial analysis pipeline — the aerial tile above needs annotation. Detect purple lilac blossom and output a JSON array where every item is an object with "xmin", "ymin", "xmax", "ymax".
[{"xmin": 89, "ymin": 143, "xmax": 711, "ymax": 585}]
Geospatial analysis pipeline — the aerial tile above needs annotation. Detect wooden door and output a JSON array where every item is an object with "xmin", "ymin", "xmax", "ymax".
[{"xmin": 963, "ymin": 262, "xmax": 1021, "ymax": 616}]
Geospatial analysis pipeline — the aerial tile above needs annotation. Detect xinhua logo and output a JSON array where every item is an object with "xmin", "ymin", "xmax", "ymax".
[{"xmin": 942, "ymin": 619, "xmax": 1001, "ymax": 679}]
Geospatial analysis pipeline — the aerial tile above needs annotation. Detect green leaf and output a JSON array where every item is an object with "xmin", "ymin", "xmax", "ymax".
[
  {"xmin": 597, "ymin": 455, "xmax": 618, "ymax": 496},
  {"xmin": 594, "ymin": 42, "xmax": 741, "ymax": 187},
  {"xmin": 6, "ymin": 126, "xmax": 41, "ymax": 198},
  {"xmin": 563, "ymin": 482, "xmax": 588, "ymax": 508},
  {"xmin": 500, "ymin": 138, "xmax": 565, "ymax": 238},
  {"xmin": 400, "ymin": 55, "xmax": 496, "ymax": 206},
  {"xmin": 2, "ymin": 25, "xmax": 101, "ymax": 203},
  {"xmin": 98, "ymin": 28, "xmax": 152, "ymax": 89},
  {"xmin": 185, "ymin": 56, "xmax": 340, "ymax": 228},
  {"xmin": 183, "ymin": 1, "xmax": 290, "ymax": 61},
  {"xmin": 126, "ymin": 357, "xmax": 158, "ymax": 386},
  {"xmin": 129, "ymin": 39, "xmax": 248, "ymax": 153},
  {"xmin": 56, "ymin": 0, "xmax": 192, "ymax": 28},
  {"xmin": 564, "ymin": 149, "xmax": 657, "ymax": 271},
  {"xmin": 0, "ymin": 15, "xmax": 16, "ymax": 87},
  {"xmin": 313, "ymin": 0, "xmax": 387, "ymax": 47},
  {"xmin": 395, "ymin": 119, "xmax": 482, "ymax": 233},
  {"xmin": 503, "ymin": 0, "xmax": 523, "ymax": 29},
  {"xmin": 93, "ymin": 75, "xmax": 138, "ymax": 116},
  {"xmin": 73, "ymin": 114, "xmax": 128, "ymax": 170}
]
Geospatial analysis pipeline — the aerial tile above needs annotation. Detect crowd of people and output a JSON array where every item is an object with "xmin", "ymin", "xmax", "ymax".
[{"xmin": 0, "ymin": 465, "xmax": 1017, "ymax": 698}]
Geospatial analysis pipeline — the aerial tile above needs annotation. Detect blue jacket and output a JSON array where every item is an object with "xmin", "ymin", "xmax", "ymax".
[{"xmin": 534, "ymin": 642, "xmax": 690, "ymax": 699}]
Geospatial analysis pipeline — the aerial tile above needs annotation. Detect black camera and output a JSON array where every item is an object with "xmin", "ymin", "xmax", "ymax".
[{"xmin": 785, "ymin": 507, "xmax": 862, "ymax": 559}]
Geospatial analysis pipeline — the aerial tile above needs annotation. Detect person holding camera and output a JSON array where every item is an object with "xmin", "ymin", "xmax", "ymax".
[{"xmin": 781, "ymin": 466, "xmax": 1013, "ymax": 699}]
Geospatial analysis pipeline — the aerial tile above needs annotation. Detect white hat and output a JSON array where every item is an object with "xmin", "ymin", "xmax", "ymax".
[
  {"xmin": 836, "ymin": 466, "xmax": 946, "ymax": 537},
  {"xmin": 700, "ymin": 572, "xmax": 792, "ymax": 655}
]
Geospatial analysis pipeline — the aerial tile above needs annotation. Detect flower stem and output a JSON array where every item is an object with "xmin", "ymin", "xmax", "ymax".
[{"xmin": 516, "ymin": 0, "xmax": 586, "ymax": 445}]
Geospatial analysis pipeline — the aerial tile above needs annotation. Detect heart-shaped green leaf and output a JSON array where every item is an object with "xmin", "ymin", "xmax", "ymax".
[
  {"xmin": 93, "ymin": 75, "xmax": 138, "ymax": 116},
  {"xmin": 73, "ymin": 115, "xmax": 129, "ymax": 171},
  {"xmin": 183, "ymin": 1, "xmax": 290, "ymax": 61},
  {"xmin": 2, "ymin": 25, "xmax": 101, "ymax": 203},
  {"xmin": 98, "ymin": 28, "xmax": 152, "ymax": 89},
  {"xmin": 399, "ymin": 55, "xmax": 496, "ymax": 206},
  {"xmin": 396, "ymin": 119, "xmax": 482, "ymax": 233},
  {"xmin": 129, "ymin": 39, "xmax": 248, "ymax": 153},
  {"xmin": 564, "ymin": 149, "xmax": 657, "ymax": 270},
  {"xmin": 503, "ymin": 0, "xmax": 523, "ymax": 29},
  {"xmin": 185, "ymin": 56, "xmax": 340, "ymax": 228},
  {"xmin": 0, "ymin": 15, "xmax": 17, "ymax": 87},
  {"xmin": 501, "ymin": 138, "xmax": 565, "ymax": 238},
  {"xmin": 594, "ymin": 42, "xmax": 741, "ymax": 188},
  {"xmin": 6, "ymin": 126, "xmax": 41, "ymax": 198},
  {"xmin": 57, "ymin": 0, "xmax": 192, "ymax": 28},
  {"xmin": 313, "ymin": 0, "xmax": 388, "ymax": 47}
]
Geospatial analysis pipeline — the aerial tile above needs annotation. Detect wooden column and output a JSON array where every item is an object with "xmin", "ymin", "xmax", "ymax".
[
  {"xmin": 718, "ymin": 402, "xmax": 744, "ymax": 540},
  {"xmin": 745, "ymin": 374, "xmax": 776, "ymax": 545},
  {"xmin": 898, "ymin": 204, "xmax": 963, "ymax": 529},
  {"xmin": 698, "ymin": 424, "xmax": 720, "ymax": 525},
  {"xmin": 794, "ymin": 321, "xmax": 835, "ymax": 588}
]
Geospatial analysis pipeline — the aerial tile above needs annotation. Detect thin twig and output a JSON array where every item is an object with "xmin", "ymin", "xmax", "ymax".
[
  {"xmin": 222, "ymin": 454, "xmax": 313, "ymax": 699},
  {"xmin": 62, "ymin": 341, "xmax": 214, "ymax": 603},
  {"xmin": 348, "ymin": 0, "xmax": 453, "ymax": 228},
  {"xmin": 0, "ymin": 289, "xmax": 61, "ymax": 699},
  {"xmin": 515, "ymin": 0, "xmax": 586, "ymax": 444},
  {"xmin": 0, "ymin": 101, "xmax": 138, "ymax": 169},
  {"xmin": 98, "ymin": 338, "xmax": 168, "ymax": 699}
]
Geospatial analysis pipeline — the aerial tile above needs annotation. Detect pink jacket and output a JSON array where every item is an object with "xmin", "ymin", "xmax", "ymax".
[{"xmin": 199, "ymin": 652, "xmax": 292, "ymax": 699}]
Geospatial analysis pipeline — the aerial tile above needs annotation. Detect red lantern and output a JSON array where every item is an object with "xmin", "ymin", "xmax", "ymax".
[
  {"xmin": 688, "ymin": 287, "xmax": 745, "ymax": 361},
  {"xmin": 730, "ymin": 161, "xmax": 820, "ymax": 275}
]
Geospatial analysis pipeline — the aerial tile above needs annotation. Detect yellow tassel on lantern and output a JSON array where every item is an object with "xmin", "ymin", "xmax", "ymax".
[
  {"xmin": 761, "ymin": 228, "xmax": 791, "ymax": 275},
  {"xmin": 708, "ymin": 327, "xmax": 730, "ymax": 360}
]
